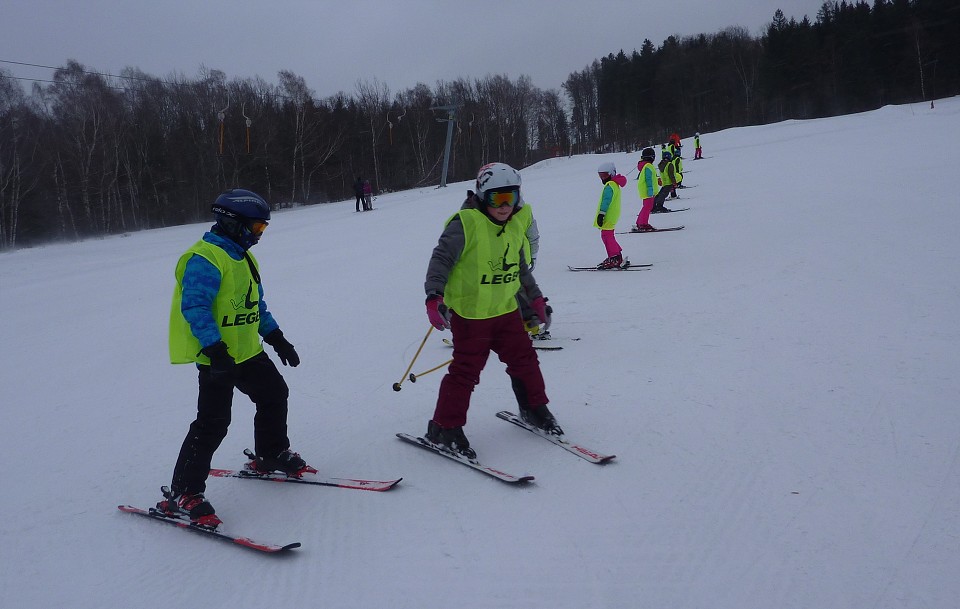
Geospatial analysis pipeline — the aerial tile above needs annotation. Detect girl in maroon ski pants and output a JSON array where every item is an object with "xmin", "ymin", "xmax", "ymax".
[{"xmin": 433, "ymin": 310, "xmax": 548, "ymax": 428}]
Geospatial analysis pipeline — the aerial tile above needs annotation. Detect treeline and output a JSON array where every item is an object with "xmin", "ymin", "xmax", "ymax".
[
  {"xmin": 572, "ymin": 0, "xmax": 959, "ymax": 151},
  {"xmin": 1, "ymin": 0, "xmax": 957, "ymax": 249},
  {"xmin": 0, "ymin": 63, "xmax": 568, "ymax": 249}
]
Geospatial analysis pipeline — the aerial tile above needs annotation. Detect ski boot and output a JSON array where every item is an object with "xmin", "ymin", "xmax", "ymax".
[
  {"xmin": 244, "ymin": 448, "xmax": 317, "ymax": 477},
  {"xmin": 519, "ymin": 404, "xmax": 564, "ymax": 436},
  {"xmin": 525, "ymin": 318, "xmax": 552, "ymax": 341},
  {"xmin": 596, "ymin": 253, "xmax": 624, "ymax": 270},
  {"xmin": 425, "ymin": 420, "xmax": 477, "ymax": 459},
  {"xmin": 156, "ymin": 486, "xmax": 222, "ymax": 528}
]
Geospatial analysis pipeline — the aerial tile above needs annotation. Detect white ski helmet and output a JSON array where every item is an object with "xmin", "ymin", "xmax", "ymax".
[
  {"xmin": 475, "ymin": 162, "xmax": 521, "ymax": 197},
  {"xmin": 598, "ymin": 161, "xmax": 616, "ymax": 175}
]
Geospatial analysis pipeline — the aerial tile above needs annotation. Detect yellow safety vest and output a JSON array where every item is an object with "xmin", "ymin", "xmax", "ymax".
[
  {"xmin": 659, "ymin": 161, "xmax": 675, "ymax": 186},
  {"xmin": 443, "ymin": 209, "xmax": 526, "ymax": 319},
  {"xmin": 593, "ymin": 180, "xmax": 622, "ymax": 229},
  {"xmin": 169, "ymin": 240, "xmax": 265, "ymax": 365},
  {"xmin": 637, "ymin": 162, "xmax": 658, "ymax": 199}
]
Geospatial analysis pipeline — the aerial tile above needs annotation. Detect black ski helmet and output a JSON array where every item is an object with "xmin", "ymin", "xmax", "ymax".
[
  {"xmin": 641, "ymin": 147, "xmax": 656, "ymax": 162},
  {"xmin": 211, "ymin": 189, "xmax": 270, "ymax": 248}
]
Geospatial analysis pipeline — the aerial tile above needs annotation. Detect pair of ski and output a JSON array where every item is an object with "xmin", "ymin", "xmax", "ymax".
[
  {"xmin": 397, "ymin": 410, "xmax": 615, "ymax": 484},
  {"xmin": 651, "ymin": 206, "xmax": 690, "ymax": 213},
  {"xmin": 119, "ymin": 450, "xmax": 402, "ymax": 553},
  {"xmin": 616, "ymin": 225, "xmax": 685, "ymax": 234},
  {"xmin": 567, "ymin": 261, "xmax": 652, "ymax": 272}
]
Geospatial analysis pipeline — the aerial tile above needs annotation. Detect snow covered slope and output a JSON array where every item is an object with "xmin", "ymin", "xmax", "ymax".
[{"xmin": 2, "ymin": 97, "xmax": 958, "ymax": 609}]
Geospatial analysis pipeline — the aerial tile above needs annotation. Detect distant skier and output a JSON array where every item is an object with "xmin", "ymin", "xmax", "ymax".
[
  {"xmin": 669, "ymin": 132, "xmax": 682, "ymax": 157},
  {"xmin": 594, "ymin": 161, "xmax": 628, "ymax": 269},
  {"xmin": 634, "ymin": 147, "xmax": 659, "ymax": 232},
  {"xmin": 694, "ymin": 132, "xmax": 703, "ymax": 160},
  {"xmin": 353, "ymin": 176, "xmax": 365, "ymax": 212},
  {"xmin": 673, "ymin": 149, "xmax": 685, "ymax": 190},
  {"xmin": 422, "ymin": 162, "xmax": 560, "ymax": 459},
  {"xmin": 161, "ymin": 189, "xmax": 311, "ymax": 527},
  {"xmin": 653, "ymin": 151, "xmax": 677, "ymax": 213},
  {"xmin": 362, "ymin": 179, "xmax": 373, "ymax": 211}
]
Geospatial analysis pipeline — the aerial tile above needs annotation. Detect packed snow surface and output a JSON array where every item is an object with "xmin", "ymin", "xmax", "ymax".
[{"xmin": 3, "ymin": 98, "xmax": 958, "ymax": 609}]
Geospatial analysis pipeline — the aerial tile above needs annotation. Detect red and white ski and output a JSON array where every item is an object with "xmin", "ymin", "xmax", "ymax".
[
  {"xmin": 495, "ymin": 411, "xmax": 616, "ymax": 464},
  {"xmin": 117, "ymin": 505, "xmax": 300, "ymax": 553},
  {"xmin": 396, "ymin": 432, "xmax": 534, "ymax": 484},
  {"xmin": 208, "ymin": 467, "xmax": 401, "ymax": 492}
]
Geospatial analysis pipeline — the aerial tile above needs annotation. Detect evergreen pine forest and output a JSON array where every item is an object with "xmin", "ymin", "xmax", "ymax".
[{"xmin": 1, "ymin": 1, "xmax": 957, "ymax": 249}]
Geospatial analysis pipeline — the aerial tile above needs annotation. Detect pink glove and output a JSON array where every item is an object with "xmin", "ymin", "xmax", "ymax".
[
  {"xmin": 426, "ymin": 296, "xmax": 451, "ymax": 330},
  {"xmin": 531, "ymin": 296, "xmax": 551, "ymax": 331}
]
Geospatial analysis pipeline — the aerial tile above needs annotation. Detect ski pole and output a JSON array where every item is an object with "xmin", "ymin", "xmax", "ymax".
[
  {"xmin": 408, "ymin": 358, "xmax": 453, "ymax": 383},
  {"xmin": 393, "ymin": 326, "xmax": 434, "ymax": 391}
]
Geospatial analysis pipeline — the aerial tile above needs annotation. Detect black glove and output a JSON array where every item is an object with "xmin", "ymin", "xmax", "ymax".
[
  {"xmin": 264, "ymin": 329, "xmax": 300, "ymax": 367},
  {"xmin": 201, "ymin": 341, "xmax": 236, "ymax": 384},
  {"xmin": 596, "ymin": 213, "xmax": 605, "ymax": 226}
]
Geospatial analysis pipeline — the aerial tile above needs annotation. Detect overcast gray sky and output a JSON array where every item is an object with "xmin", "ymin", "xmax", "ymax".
[{"xmin": 2, "ymin": 0, "xmax": 826, "ymax": 99}]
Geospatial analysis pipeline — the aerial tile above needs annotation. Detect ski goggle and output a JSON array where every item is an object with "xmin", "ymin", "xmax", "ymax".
[
  {"xmin": 248, "ymin": 220, "xmax": 268, "ymax": 237},
  {"xmin": 484, "ymin": 187, "xmax": 520, "ymax": 209}
]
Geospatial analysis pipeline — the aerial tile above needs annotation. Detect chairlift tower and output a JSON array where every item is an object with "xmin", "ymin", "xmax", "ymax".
[{"xmin": 431, "ymin": 104, "xmax": 460, "ymax": 187}]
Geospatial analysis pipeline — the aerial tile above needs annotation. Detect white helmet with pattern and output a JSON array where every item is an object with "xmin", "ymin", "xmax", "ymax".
[{"xmin": 475, "ymin": 162, "xmax": 521, "ymax": 197}]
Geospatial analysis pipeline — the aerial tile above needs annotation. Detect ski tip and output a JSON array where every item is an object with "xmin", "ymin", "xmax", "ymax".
[{"xmin": 234, "ymin": 538, "xmax": 302, "ymax": 553}]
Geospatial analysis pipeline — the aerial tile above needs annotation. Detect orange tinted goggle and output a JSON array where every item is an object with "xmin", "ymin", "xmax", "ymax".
[
  {"xmin": 485, "ymin": 187, "xmax": 519, "ymax": 208},
  {"xmin": 249, "ymin": 220, "xmax": 268, "ymax": 237}
]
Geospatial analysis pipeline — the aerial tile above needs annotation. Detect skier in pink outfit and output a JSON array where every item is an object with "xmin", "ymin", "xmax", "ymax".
[
  {"xmin": 594, "ymin": 161, "xmax": 628, "ymax": 269},
  {"xmin": 634, "ymin": 147, "xmax": 659, "ymax": 231}
]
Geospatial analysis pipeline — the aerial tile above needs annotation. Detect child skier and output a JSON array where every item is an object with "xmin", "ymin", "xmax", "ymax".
[
  {"xmin": 594, "ymin": 161, "xmax": 628, "ymax": 269},
  {"xmin": 634, "ymin": 147, "xmax": 659, "ymax": 231},
  {"xmin": 161, "ymin": 189, "xmax": 311, "ymax": 527},
  {"xmin": 423, "ymin": 163, "xmax": 561, "ymax": 459},
  {"xmin": 694, "ymin": 132, "xmax": 703, "ymax": 159},
  {"xmin": 673, "ymin": 150, "xmax": 685, "ymax": 190},
  {"xmin": 653, "ymin": 151, "xmax": 677, "ymax": 213}
]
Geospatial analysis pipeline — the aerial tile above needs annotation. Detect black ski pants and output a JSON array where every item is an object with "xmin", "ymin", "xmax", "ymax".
[
  {"xmin": 171, "ymin": 351, "xmax": 290, "ymax": 495},
  {"xmin": 653, "ymin": 185, "xmax": 672, "ymax": 210}
]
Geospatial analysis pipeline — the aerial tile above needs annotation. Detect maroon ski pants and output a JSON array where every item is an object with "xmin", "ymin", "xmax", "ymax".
[{"xmin": 433, "ymin": 309, "xmax": 549, "ymax": 428}]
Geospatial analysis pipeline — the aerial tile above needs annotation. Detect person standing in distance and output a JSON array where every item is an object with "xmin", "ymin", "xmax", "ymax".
[
  {"xmin": 354, "ymin": 176, "xmax": 365, "ymax": 212},
  {"xmin": 160, "ymin": 189, "xmax": 310, "ymax": 527}
]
